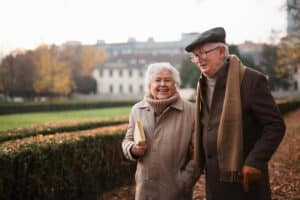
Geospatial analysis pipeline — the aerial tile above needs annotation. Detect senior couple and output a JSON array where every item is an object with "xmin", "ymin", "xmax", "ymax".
[{"xmin": 122, "ymin": 27, "xmax": 285, "ymax": 200}]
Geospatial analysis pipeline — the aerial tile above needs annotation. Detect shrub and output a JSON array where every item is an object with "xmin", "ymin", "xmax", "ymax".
[
  {"xmin": 0, "ymin": 117, "xmax": 128, "ymax": 143},
  {"xmin": 0, "ymin": 125, "xmax": 135, "ymax": 200}
]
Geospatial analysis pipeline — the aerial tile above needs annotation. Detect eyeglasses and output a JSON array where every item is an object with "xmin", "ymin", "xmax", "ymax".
[{"xmin": 190, "ymin": 46, "xmax": 220, "ymax": 62}]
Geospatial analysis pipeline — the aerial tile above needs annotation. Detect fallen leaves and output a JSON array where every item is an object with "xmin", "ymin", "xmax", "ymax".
[{"xmin": 98, "ymin": 109, "xmax": 300, "ymax": 200}]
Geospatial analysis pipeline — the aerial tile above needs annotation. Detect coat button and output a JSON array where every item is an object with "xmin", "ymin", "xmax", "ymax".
[{"xmin": 207, "ymin": 126, "xmax": 212, "ymax": 131}]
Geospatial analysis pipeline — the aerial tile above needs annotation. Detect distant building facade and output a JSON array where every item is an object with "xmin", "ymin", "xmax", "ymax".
[
  {"xmin": 238, "ymin": 41, "xmax": 263, "ymax": 66},
  {"xmin": 95, "ymin": 33, "xmax": 198, "ymax": 56},
  {"xmin": 286, "ymin": 0, "xmax": 300, "ymax": 94},
  {"xmin": 287, "ymin": 0, "xmax": 300, "ymax": 36},
  {"xmin": 92, "ymin": 34, "xmax": 198, "ymax": 99},
  {"xmin": 92, "ymin": 53, "xmax": 185, "ymax": 99}
]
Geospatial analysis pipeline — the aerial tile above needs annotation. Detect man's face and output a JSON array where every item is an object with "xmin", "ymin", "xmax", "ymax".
[{"xmin": 191, "ymin": 43, "xmax": 225, "ymax": 77}]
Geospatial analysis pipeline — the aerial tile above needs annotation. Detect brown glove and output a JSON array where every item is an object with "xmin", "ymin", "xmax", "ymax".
[{"xmin": 242, "ymin": 165, "xmax": 262, "ymax": 192}]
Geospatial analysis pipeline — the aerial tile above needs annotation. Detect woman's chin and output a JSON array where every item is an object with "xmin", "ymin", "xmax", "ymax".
[{"xmin": 157, "ymin": 94, "xmax": 171, "ymax": 99}]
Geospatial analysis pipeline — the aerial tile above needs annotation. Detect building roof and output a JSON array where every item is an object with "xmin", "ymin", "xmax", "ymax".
[{"xmin": 95, "ymin": 53, "xmax": 185, "ymax": 69}]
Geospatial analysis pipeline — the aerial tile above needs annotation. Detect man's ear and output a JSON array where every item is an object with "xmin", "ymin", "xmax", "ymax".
[{"xmin": 219, "ymin": 45, "xmax": 226, "ymax": 54}]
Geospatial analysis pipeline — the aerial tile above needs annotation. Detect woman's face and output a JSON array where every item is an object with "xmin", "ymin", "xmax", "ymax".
[{"xmin": 150, "ymin": 69, "xmax": 176, "ymax": 99}]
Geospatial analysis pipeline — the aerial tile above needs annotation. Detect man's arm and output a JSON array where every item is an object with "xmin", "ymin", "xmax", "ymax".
[{"xmin": 244, "ymin": 73, "xmax": 286, "ymax": 170}]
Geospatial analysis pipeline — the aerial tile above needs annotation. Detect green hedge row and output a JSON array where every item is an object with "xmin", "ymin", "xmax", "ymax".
[
  {"xmin": 277, "ymin": 98, "xmax": 300, "ymax": 114},
  {"xmin": 0, "ymin": 98, "xmax": 298, "ymax": 200},
  {"xmin": 0, "ymin": 125, "xmax": 135, "ymax": 200},
  {"xmin": 0, "ymin": 117, "xmax": 128, "ymax": 143},
  {"xmin": 1, "ymin": 97, "xmax": 298, "ymax": 115},
  {"xmin": 0, "ymin": 100, "xmax": 137, "ymax": 115}
]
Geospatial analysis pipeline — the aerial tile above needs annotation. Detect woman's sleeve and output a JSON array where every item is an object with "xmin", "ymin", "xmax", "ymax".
[{"xmin": 121, "ymin": 108, "xmax": 137, "ymax": 161}]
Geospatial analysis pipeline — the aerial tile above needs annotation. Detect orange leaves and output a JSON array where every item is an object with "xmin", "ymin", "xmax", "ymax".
[
  {"xmin": 33, "ymin": 45, "xmax": 74, "ymax": 95},
  {"xmin": 79, "ymin": 45, "xmax": 106, "ymax": 76}
]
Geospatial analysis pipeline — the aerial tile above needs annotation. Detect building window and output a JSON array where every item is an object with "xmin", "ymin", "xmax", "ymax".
[
  {"xmin": 139, "ymin": 59, "xmax": 146, "ymax": 64},
  {"xmin": 140, "ymin": 84, "xmax": 144, "ymax": 94},
  {"xmin": 119, "ymin": 85, "xmax": 123, "ymax": 93},
  {"xmin": 119, "ymin": 69, "xmax": 123, "ymax": 77},
  {"xmin": 139, "ymin": 71, "xmax": 143, "ymax": 77},
  {"xmin": 130, "ymin": 59, "xmax": 136, "ymax": 64},
  {"xmin": 295, "ymin": 81, "xmax": 298, "ymax": 90},
  {"xmin": 129, "ymin": 69, "xmax": 132, "ymax": 77},
  {"xmin": 109, "ymin": 85, "xmax": 114, "ymax": 93},
  {"xmin": 109, "ymin": 69, "xmax": 113, "ymax": 77},
  {"xmin": 129, "ymin": 84, "xmax": 133, "ymax": 93}
]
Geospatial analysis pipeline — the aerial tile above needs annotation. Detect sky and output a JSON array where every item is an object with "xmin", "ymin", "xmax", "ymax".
[{"xmin": 0, "ymin": 0, "xmax": 287, "ymax": 54}]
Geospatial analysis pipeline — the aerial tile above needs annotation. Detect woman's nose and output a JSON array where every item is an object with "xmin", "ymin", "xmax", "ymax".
[{"xmin": 159, "ymin": 80, "xmax": 166, "ymax": 86}]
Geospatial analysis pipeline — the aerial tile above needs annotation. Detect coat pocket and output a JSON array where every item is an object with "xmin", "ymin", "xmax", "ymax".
[{"xmin": 176, "ymin": 160, "xmax": 197, "ymax": 193}]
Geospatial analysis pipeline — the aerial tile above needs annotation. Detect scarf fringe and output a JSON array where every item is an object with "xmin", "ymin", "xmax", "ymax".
[{"xmin": 219, "ymin": 171, "xmax": 242, "ymax": 182}]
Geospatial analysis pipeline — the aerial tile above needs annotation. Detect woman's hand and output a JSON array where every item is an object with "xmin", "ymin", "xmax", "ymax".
[{"xmin": 131, "ymin": 141, "xmax": 147, "ymax": 157}]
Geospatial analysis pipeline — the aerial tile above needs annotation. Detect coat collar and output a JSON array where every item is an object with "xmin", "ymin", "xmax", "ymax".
[{"xmin": 137, "ymin": 95, "xmax": 184, "ymax": 112}]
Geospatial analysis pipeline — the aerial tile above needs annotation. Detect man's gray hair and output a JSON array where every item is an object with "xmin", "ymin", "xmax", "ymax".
[
  {"xmin": 214, "ymin": 42, "xmax": 229, "ymax": 57},
  {"xmin": 144, "ymin": 62, "xmax": 181, "ymax": 95}
]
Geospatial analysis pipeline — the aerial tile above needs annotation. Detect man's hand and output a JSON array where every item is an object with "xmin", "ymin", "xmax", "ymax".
[
  {"xmin": 131, "ymin": 141, "xmax": 147, "ymax": 157},
  {"xmin": 242, "ymin": 165, "xmax": 262, "ymax": 192}
]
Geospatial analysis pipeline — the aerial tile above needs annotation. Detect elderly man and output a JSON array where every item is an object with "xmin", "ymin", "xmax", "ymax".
[{"xmin": 185, "ymin": 27, "xmax": 285, "ymax": 200}]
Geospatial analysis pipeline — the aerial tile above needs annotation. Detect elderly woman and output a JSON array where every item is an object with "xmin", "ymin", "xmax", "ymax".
[{"xmin": 122, "ymin": 62, "xmax": 199, "ymax": 200}]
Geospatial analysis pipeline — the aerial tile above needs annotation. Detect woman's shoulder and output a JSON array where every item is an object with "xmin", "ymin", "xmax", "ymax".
[
  {"xmin": 130, "ymin": 99, "xmax": 148, "ymax": 112},
  {"xmin": 181, "ymin": 98, "xmax": 195, "ymax": 110}
]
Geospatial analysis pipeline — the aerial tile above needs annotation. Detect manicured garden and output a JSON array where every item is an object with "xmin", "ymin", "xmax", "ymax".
[{"xmin": 0, "ymin": 106, "xmax": 131, "ymax": 131}]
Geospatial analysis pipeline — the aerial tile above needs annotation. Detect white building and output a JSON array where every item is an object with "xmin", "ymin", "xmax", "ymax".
[
  {"xmin": 287, "ymin": 0, "xmax": 300, "ymax": 36},
  {"xmin": 92, "ymin": 54, "xmax": 185, "ymax": 99},
  {"xmin": 92, "ymin": 34, "xmax": 198, "ymax": 99},
  {"xmin": 287, "ymin": 0, "xmax": 300, "ymax": 94},
  {"xmin": 96, "ymin": 33, "xmax": 198, "ymax": 56}
]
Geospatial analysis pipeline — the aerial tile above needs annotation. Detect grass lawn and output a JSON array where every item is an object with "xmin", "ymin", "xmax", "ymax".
[{"xmin": 0, "ymin": 106, "xmax": 131, "ymax": 131}]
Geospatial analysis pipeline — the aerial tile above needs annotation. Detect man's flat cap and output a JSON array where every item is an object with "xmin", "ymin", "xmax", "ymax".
[{"xmin": 185, "ymin": 27, "xmax": 226, "ymax": 52}]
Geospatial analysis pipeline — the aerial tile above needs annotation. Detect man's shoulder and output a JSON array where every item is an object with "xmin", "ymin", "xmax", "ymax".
[
  {"xmin": 244, "ymin": 67, "xmax": 266, "ymax": 80},
  {"xmin": 241, "ymin": 67, "xmax": 268, "ymax": 95}
]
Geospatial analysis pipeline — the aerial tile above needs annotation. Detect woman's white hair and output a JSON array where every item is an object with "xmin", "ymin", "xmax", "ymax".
[{"xmin": 144, "ymin": 62, "xmax": 181, "ymax": 95}]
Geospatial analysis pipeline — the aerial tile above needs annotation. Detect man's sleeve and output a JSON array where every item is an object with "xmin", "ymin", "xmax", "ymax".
[{"xmin": 244, "ymin": 74, "xmax": 286, "ymax": 170}]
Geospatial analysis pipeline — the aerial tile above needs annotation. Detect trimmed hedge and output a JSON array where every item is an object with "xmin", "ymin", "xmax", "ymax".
[
  {"xmin": 0, "ymin": 98, "xmax": 299, "ymax": 200},
  {"xmin": 0, "ymin": 117, "xmax": 128, "ymax": 143},
  {"xmin": 0, "ymin": 125, "xmax": 135, "ymax": 200},
  {"xmin": 0, "ymin": 100, "xmax": 137, "ymax": 115},
  {"xmin": 277, "ymin": 98, "xmax": 300, "ymax": 114}
]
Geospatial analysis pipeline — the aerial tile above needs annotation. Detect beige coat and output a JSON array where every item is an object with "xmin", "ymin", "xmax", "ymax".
[{"xmin": 122, "ymin": 97, "xmax": 198, "ymax": 200}]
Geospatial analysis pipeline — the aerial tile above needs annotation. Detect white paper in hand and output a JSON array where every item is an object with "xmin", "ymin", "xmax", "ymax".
[{"xmin": 134, "ymin": 120, "xmax": 146, "ymax": 144}]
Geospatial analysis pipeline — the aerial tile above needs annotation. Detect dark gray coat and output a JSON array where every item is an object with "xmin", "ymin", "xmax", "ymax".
[{"xmin": 197, "ymin": 64, "xmax": 285, "ymax": 200}]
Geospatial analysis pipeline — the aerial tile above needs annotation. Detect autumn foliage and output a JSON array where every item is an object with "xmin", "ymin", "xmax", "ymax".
[{"xmin": 0, "ymin": 44, "xmax": 106, "ymax": 98}]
